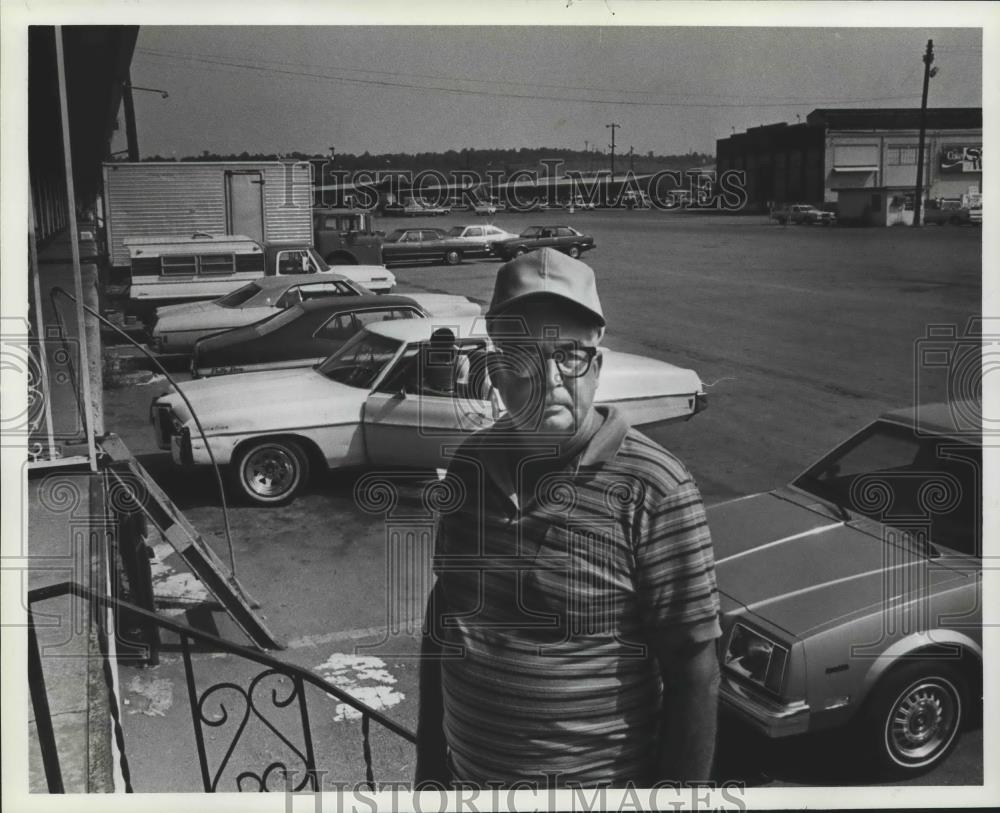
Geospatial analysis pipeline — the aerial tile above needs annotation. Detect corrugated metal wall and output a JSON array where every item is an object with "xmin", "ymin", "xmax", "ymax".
[
  {"xmin": 103, "ymin": 162, "xmax": 312, "ymax": 267},
  {"xmin": 261, "ymin": 163, "xmax": 313, "ymax": 244}
]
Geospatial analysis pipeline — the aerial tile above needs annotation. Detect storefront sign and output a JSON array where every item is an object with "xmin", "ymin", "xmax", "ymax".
[{"xmin": 940, "ymin": 145, "xmax": 982, "ymax": 173}]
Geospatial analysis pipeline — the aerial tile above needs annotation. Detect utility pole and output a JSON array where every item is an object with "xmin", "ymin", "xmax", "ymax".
[
  {"xmin": 914, "ymin": 39, "xmax": 934, "ymax": 227},
  {"xmin": 606, "ymin": 122, "xmax": 619, "ymax": 178},
  {"xmin": 628, "ymin": 145, "xmax": 634, "ymax": 172},
  {"xmin": 122, "ymin": 70, "xmax": 139, "ymax": 161}
]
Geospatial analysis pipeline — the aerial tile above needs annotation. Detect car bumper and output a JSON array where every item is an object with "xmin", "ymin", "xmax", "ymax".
[{"xmin": 719, "ymin": 675, "xmax": 811, "ymax": 738}]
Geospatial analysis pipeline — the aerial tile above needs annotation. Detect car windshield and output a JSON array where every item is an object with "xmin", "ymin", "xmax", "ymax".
[
  {"xmin": 315, "ymin": 329, "xmax": 403, "ymax": 389},
  {"xmin": 216, "ymin": 283, "xmax": 261, "ymax": 308},
  {"xmin": 792, "ymin": 420, "xmax": 981, "ymax": 556}
]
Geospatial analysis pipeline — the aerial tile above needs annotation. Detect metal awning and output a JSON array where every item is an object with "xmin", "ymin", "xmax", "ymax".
[{"xmin": 832, "ymin": 165, "xmax": 879, "ymax": 172}]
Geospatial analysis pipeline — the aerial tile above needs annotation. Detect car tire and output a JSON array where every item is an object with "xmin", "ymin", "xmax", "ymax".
[
  {"xmin": 232, "ymin": 438, "xmax": 310, "ymax": 506},
  {"xmin": 514, "ymin": 247, "xmax": 527, "ymax": 257},
  {"xmin": 858, "ymin": 660, "xmax": 968, "ymax": 778},
  {"xmin": 567, "ymin": 245, "xmax": 581, "ymax": 259},
  {"xmin": 444, "ymin": 249, "xmax": 462, "ymax": 266}
]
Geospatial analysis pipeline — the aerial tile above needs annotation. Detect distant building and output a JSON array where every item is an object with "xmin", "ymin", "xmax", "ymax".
[{"xmin": 716, "ymin": 108, "xmax": 982, "ymax": 222}]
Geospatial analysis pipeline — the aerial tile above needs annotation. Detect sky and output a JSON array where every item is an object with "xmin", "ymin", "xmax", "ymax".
[{"xmin": 117, "ymin": 25, "xmax": 984, "ymax": 159}]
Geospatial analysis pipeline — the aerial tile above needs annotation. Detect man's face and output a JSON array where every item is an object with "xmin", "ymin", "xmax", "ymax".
[{"xmin": 489, "ymin": 299, "xmax": 603, "ymax": 437}]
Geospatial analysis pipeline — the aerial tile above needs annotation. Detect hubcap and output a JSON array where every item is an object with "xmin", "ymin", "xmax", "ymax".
[
  {"xmin": 885, "ymin": 678, "xmax": 960, "ymax": 766},
  {"xmin": 243, "ymin": 446, "xmax": 298, "ymax": 498}
]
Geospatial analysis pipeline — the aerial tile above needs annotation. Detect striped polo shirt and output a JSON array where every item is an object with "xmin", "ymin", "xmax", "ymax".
[{"xmin": 432, "ymin": 406, "xmax": 721, "ymax": 787}]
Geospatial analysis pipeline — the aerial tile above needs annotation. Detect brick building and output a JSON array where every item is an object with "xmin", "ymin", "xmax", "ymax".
[{"xmin": 716, "ymin": 107, "xmax": 982, "ymax": 218}]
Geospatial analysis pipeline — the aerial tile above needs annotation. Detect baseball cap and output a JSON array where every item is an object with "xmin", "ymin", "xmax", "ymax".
[{"xmin": 487, "ymin": 248, "xmax": 605, "ymax": 327}]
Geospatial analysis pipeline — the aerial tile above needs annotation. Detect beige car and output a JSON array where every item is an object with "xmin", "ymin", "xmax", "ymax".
[{"xmin": 714, "ymin": 402, "xmax": 981, "ymax": 778}]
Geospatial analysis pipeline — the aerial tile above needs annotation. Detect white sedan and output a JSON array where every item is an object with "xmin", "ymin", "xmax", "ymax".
[
  {"xmin": 151, "ymin": 317, "xmax": 707, "ymax": 505},
  {"xmin": 445, "ymin": 224, "xmax": 519, "ymax": 257}
]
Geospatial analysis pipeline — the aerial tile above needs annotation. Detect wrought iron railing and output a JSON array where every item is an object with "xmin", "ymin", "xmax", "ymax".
[{"xmin": 28, "ymin": 581, "xmax": 416, "ymax": 793}]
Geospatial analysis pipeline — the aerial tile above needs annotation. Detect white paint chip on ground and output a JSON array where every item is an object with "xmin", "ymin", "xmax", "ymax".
[
  {"xmin": 126, "ymin": 676, "xmax": 174, "ymax": 717},
  {"xmin": 151, "ymin": 570, "xmax": 212, "ymax": 604},
  {"xmin": 314, "ymin": 654, "xmax": 404, "ymax": 722}
]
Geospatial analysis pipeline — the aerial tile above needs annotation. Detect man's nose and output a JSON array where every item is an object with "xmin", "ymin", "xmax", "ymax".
[{"xmin": 544, "ymin": 357, "xmax": 564, "ymax": 388}]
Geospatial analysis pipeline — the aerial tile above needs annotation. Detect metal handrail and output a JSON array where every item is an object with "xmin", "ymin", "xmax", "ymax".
[{"xmin": 28, "ymin": 581, "xmax": 416, "ymax": 793}]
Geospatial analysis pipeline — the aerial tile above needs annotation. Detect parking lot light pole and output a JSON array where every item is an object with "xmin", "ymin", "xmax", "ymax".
[
  {"xmin": 606, "ymin": 122, "xmax": 619, "ymax": 178},
  {"xmin": 914, "ymin": 39, "xmax": 934, "ymax": 227}
]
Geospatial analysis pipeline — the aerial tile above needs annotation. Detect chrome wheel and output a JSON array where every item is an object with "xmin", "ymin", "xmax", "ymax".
[
  {"xmin": 883, "ymin": 677, "xmax": 961, "ymax": 768},
  {"xmin": 567, "ymin": 245, "xmax": 581, "ymax": 259},
  {"xmin": 234, "ymin": 439, "xmax": 308, "ymax": 505}
]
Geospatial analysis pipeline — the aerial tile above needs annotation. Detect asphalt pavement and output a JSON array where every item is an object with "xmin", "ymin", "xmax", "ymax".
[{"xmin": 103, "ymin": 209, "xmax": 983, "ymax": 790}]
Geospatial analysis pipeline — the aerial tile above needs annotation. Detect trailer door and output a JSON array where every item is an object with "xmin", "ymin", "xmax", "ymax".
[{"xmin": 225, "ymin": 171, "xmax": 265, "ymax": 242}]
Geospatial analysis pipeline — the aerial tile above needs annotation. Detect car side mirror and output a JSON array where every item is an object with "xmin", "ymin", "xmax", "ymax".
[{"xmin": 395, "ymin": 385, "xmax": 407, "ymax": 399}]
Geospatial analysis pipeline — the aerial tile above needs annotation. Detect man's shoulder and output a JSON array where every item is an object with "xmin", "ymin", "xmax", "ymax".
[
  {"xmin": 609, "ymin": 426, "xmax": 694, "ymax": 493},
  {"xmin": 442, "ymin": 426, "xmax": 498, "ymax": 478}
]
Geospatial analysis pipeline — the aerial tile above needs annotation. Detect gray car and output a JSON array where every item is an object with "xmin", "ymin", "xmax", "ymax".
[{"xmin": 713, "ymin": 401, "xmax": 981, "ymax": 778}]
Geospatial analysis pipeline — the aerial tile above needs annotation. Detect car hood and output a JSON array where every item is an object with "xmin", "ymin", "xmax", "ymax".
[
  {"xmin": 708, "ymin": 491, "xmax": 970, "ymax": 638},
  {"xmin": 159, "ymin": 366, "xmax": 366, "ymax": 431},
  {"xmin": 595, "ymin": 349, "xmax": 702, "ymax": 400}
]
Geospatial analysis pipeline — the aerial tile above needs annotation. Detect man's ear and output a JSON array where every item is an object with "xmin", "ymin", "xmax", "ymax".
[{"xmin": 593, "ymin": 349, "xmax": 604, "ymax": 378}]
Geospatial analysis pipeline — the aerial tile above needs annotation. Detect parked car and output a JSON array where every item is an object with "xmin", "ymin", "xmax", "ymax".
[
  {"xmin": 472, "ymin": 201, "xmax": 498, "ymax": 216},
  {"xmin": 773, "ymin": 203, "xmax": 837, "ymax": 225},
  {"xmin": 923, "ymin": 199, "xmax": 973, "ymax": 226},
  {"xmin": 713, "ymin": 402, "xmax": 981, "ymax": 778},
  {"xmin": 445, "ymin": 224, "xmax": 519, "ymax": 257},
  {"xmin": 380, "ymin": 228, "xmax": 477, "ymax": 266},
  {"xmin": 149, "ymin": 273, "xmax": 367, "ymax": 354},
  {"xmin": 190, "ymin": 293, "xmax": 482, "ymax": 378},
  {"xmin": 564, "ymin": 196, "xmax": 596, "ymax": 210},
  {"xmin": 493, "ymin": 226, "xmax": 596, "ymax": 260},
  {"xmin": 152, "ymin": 316, "xmax": 707, "ymax": 505}
]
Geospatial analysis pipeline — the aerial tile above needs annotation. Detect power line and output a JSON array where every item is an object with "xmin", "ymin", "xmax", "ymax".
[
  {"xmin": 134, "ymin": 47, "xmax": 926, "ymax": 109},
  {"xmin": 136, "ymin": 46, "xmax": 891, "ymax": 103}
]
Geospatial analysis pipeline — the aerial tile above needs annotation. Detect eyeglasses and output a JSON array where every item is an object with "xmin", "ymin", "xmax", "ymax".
[{"xmin": 491, "ymin": 342, "xmax": 599, "ymax": 380}]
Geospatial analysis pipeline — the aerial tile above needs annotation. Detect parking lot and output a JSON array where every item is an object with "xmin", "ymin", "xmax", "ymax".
[{"xmin": 104, "ymin": 209, "xmax": 982, "ymax": 789}]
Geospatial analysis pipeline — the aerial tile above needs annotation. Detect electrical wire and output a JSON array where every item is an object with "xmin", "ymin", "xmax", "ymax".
[
  {"xmin": 136, "ymin": 45, "xmax": 889, "ymax": 103},
  {"xmin": 134, "ymin": 47, "xmax": 925, "ymax": 109},
  {"xmin": 49, "ymin": 287, "xmax": 241, "ymax": 584}
]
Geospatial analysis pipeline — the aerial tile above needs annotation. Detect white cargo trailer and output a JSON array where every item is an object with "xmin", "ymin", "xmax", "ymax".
[{"xmin": 102, "ymin": 161, "xmax": 314, "ymax": 271}]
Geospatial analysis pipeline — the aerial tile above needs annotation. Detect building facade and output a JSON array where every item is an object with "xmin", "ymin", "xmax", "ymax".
[{"xmin": 716, "ymin": 107, "xmax": 982, "ymax": 219}]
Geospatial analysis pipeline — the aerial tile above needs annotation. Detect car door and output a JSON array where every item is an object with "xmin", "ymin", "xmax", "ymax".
[
  {"xmin": 362, "ymin": 340, "xmax": 496, "ymax": 467},
  {"xmin": 421, "ymin": 230, "xmax": 445, "ymax": 261}
]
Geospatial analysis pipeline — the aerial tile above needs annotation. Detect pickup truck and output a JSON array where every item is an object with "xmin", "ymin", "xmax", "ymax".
[{"xmin": 313, "ymin": 208, "xmax": 384, "ymax": 266}]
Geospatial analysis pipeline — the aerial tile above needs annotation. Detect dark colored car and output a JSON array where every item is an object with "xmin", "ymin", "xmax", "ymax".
[
  {"xmin": 191, "ymin": 295, "xmax": 428, "ymax": 378},
  {"xmin": 379, "ymin": 228, "xmax": 475, "ymax": 266},
  {"xmin": 493, "ymin": 225, "xmax": 595, "ymax": 261}
]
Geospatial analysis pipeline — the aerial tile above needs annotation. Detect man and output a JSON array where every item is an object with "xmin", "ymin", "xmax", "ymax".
[{"xmin": 416, "ymin": 248, "xmax": 720, "ymax": 788}]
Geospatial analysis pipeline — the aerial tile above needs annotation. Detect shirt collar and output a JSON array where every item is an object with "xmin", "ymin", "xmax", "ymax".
[{"xmin": 472, "ymin": 406, "xmax": 630, "ymax": 511}]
